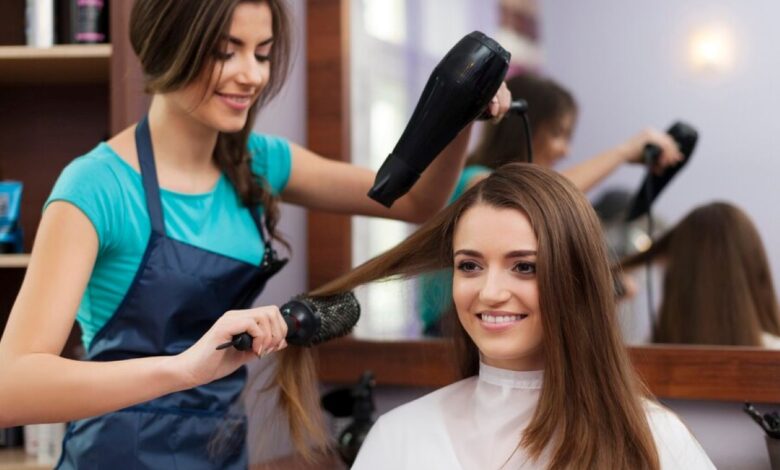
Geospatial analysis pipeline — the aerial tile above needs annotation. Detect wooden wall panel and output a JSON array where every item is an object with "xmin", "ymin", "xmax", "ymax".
[
  {"xmin": 109, "ymin": 0, "xmax": 149, "ymax": 135},
  {"xmin": 305, "ymin": 0, "xmax": 352, "ymax": 289},
  {"xmin": 317, "ymin": 338, "xmax": 780, "ymax": 402}
]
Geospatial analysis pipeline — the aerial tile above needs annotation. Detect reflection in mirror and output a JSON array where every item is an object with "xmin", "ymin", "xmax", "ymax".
[
  {"xmin": 619, "ymin": 202, "xmax": 780, "ymax": 348},
  {"xmin": 349, "ymin": 0, "xmax": 780, "ymax": 349},
  {"xmin": 540, "ymin": 1, "xmax": 780, "ymax": 347}
]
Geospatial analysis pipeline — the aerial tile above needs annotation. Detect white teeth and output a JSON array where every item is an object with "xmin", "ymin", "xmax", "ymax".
[
  {"xmin": 219, "ymin": 93, "xmax": 251, "ymax": 103},
  {"xmin": 480, "ymin": 314, "xmax": 526, "ymax": 324}
]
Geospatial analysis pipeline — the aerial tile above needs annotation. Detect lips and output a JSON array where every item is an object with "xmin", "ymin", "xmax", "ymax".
[{"xmin": 215, "ymin": 92, "xmax": 254, "ymax": 110}]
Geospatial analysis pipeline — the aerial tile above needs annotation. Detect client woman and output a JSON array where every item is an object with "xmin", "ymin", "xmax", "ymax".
[{"xmin": 312, "ymin": 163, "xmax": 714, "ymax": 469}]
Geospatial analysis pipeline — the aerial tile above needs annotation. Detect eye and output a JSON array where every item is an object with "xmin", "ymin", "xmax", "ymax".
[
  {"xmin": 513, "ymin": 262, "xmax": 536, "ymax": 275},
  {"xmin": 255, "ymin": 53, "xmax": 271, "ymax": 62},
  {"xmin": 214, "ymin": 50, "xmax": 234, "ymax": 61},
  {"xmin": 456, "ymin": 260, "xmax": 481, "ymax": 273}
]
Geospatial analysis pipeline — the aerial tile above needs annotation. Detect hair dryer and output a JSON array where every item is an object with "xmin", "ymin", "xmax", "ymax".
[
  {"xmin": 367, "ymin": 31, "xmax": 511, "ymax": 208},
  {"xmin": 625, "ymin": 121, "xmax": 698, "ymax": 222}
]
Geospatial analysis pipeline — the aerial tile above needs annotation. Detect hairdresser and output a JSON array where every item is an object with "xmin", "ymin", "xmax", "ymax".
[
  {"xmin": 420, "ymin": 72, "xmax": 683, "ymax": 335},
  {"xmin": 0, "ymin": 0, "xmax": 510, "ymax": 468}
]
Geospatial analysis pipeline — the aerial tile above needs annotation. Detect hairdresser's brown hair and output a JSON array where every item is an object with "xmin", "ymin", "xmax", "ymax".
[
  {"xmin": 312, "ymin": 163, "xmax": 659, "ymax": 469},
  {"xmin": 622, "ymin": 202, "xmax": 780, "ymax": 346},
  {"xmin": 130, "ymin": 0, "xmax": 327, "ymax": 457},
  {"xmin": 129, "ymin": 0, "xmax": 292, "ymax": 248},
  {"xmin": 467, "ymin": 73, "xmax": 577, "ymax": 169}
]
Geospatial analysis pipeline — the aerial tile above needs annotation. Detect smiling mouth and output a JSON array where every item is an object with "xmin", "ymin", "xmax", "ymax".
[
  {"xmin": 216, "ymin": 92, "xmax": 253, "ymax": 105},
  {"xmin": 477, "ymin": 313, "xmax": 529, "ymax": 324}
]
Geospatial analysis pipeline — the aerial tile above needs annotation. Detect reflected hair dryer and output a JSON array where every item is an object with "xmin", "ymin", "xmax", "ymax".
[
  {"xmin": 625, "ymin": 121, "xmax": 698, "ymax": 222},
  {"xmin": 367, "ymin": 31, "xmax": 511, "ymax": 208}
]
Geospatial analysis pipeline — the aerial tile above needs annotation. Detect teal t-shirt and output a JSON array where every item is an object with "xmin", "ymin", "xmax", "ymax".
[
  {"xmin": 418, "ymin": 164, "xmax": 491, "ymax": 333},
  {"xmin": 46, "ymin": 133, "xmax": 292, "ymax": 348}
]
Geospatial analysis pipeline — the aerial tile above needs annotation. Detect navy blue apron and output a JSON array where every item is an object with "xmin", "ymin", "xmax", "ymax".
[{"xmin": 56, "ymin": 117, "xmax": 287, "ymax": 469}]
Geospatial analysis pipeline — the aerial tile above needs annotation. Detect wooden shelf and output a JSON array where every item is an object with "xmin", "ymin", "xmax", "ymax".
[
  {"xmin": 0, "ymin": 449, "xmax": 50, "ymax": 470},
  {"xmin": 317, "ymin": 338, "xmax": 780, "ymax": 402},
  {"xmin": 0, "ymin": 255, "xmax": 29, "ymax": 269},
  {"xmin": 0, "ymin": 44, "xmax": 111, "ymax": 85}
]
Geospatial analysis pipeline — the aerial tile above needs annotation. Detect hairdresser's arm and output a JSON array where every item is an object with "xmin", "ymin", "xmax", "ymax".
[
  {"xmin": 282, "ymin": 84, "xmax": 511, "ymax": 223},
  {"xmin": 0, "ymin": 202, "xmax": 283, "ymax": 426},
  {"xmin": 561, "ymin": 128, "xmax": 683, "ymax": 193}
]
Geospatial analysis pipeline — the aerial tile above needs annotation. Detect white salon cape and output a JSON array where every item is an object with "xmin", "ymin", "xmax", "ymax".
[{"xmin": 352, "ymin": 363, "xmax": 715, "ymax": 470}]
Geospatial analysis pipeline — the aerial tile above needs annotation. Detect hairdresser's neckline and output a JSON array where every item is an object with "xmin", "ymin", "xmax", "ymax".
[
  {"xmin": 478, "ymin": 362, "xmax": 543, "ymax": 389},
  {"xmin": 99, "ymin": 142, "xmax": 226, "ymax": 198}
]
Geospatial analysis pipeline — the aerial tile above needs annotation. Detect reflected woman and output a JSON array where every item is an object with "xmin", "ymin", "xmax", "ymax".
[
  {"xmin": 314, "ymin": 163, "xmax": 714, "ymax": 469},
  {"xmin": 621, "ymin": 202, "xmax": 780, "ymax": 347}
]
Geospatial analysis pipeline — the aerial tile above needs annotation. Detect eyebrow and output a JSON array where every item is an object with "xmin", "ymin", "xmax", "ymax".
[
  {"xmin": 225, "ymin": 36, "xmax": 274, "ymax": 47},
  {"xmin": 453, "ymin": 249, "xmax": 537, "ymax": 258}
]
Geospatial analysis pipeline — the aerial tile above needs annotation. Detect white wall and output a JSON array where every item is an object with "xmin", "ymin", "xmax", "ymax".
[
  {"xmin": 539, "ymin": 0, "xmax": 780, "ymax": 294},
  {"xmin": 252, "ymin": 0, "xmax": 308, "ymax": 306}
]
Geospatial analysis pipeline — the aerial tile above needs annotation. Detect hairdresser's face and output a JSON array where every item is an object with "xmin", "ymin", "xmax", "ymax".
[
  {"xmin": 533, "ymin": 112, "xmax": 575, "ymax": 168},
  {"xmin": 170, "ymin": 2, "xmax": 273, "ymax": 133},
  {"xmin": 452, "ymin": 204, "xmax": 544, "ymax": 371}
]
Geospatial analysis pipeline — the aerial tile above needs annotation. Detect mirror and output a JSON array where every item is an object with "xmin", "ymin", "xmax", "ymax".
[
  {"xmin": 345, "ymin": 0, "xmax": 780, "ymax": 349},
  {"xmin": 304, "ymin": 2, "xmax": 780, "ymax": 468},
  {"xmin": 307, "ymin": 0, "xmax": 780, "ymax": 469}
]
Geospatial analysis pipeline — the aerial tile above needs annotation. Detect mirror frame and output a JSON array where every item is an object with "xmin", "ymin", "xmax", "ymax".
[{"xmin": 305, "ymin": 0, "xmax": 780, "ymax": 401}]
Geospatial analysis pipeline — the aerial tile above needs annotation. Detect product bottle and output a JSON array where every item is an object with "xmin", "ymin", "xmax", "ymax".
[
  {"xmin": 25, "ymin": 0, "xmax": 55, "ymax": 47},
  {"xmin": 73, "ymin": 0, "xmax": 108, "ymax": 44}
]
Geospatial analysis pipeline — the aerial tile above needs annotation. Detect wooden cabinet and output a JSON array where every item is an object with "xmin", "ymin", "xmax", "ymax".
[{"xmin": 0, "ymin": 0, "xmax": 146, "ymax": 354}]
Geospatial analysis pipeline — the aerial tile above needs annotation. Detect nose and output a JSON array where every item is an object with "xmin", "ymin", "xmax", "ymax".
[
  {"xmin": 555, "ymin": 139, "xmax": 570, "ymax": 161},
  {"xmin": 237, "ymin": 54, "xmax": 267, "ymax": 88},
  {"xmin": 478, "ymin": 268, "xmax": 512, "ymax": 306}
]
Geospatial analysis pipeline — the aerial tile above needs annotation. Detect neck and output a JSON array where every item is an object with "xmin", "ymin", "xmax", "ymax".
[
  {"xmin": 480, "ymin": 351, "xmax": 545, "ymax": 372},
  {"xmin": 147, "ymin": 95, "xmax": 219, "ymax": 173}
]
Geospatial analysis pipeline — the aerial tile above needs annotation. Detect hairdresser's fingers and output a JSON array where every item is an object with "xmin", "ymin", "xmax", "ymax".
[
  {"xmin": 265, "ymin": 307, "xmax": 288, "ymax": 353},
  {"xmin": 625, "ymin": 128, "xmax": 680, "ymax": 167},
  {"xmin": 619, "ymin": 273, "xmax": 639, "ymax": 300},
  {"xmin": 489, "ymin": 81, "xmax": 512, "ymax": 123},
  {"xmin": 651, "ymin": 132, "xmax": 684, "ymax": 174},
  {"xmin": 225, "ymin": 306, "xmax": 276, "ymax": 355},
  {"xmin": 253, "ymin": 309, "xmax": 279, "ymax": 356},
  {"xmin": 249, "ymin": 305, "xmax": 289, "ymax": 355}
]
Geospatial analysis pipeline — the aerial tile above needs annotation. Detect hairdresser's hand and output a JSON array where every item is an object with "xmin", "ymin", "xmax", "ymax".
[
  {"xmin": 174, "ymin": 306, "xmax": 288, "ymax": 388},
  {"xmin": 622, "ymin": 128, "xmax": 684, "ymax": 174},
  {"xmin": 616, "ymin": 272, "xmax": 639, "ymax": 301},
  {"xmin": 486, "ymin": 81, "xmax": 512, "ymax": 123}
]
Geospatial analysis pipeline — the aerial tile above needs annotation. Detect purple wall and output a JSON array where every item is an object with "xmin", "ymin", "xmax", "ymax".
[{"xmin": 540, "ymin": 1, "xmax": 779, "ymax": 468}]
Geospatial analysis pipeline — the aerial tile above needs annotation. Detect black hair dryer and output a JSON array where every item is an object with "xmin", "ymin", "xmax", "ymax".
[
  {"xmin": 367, "ymin": 31, "xmax": 511, "ymax": 208},
  {"xmin": 625, "ymin": 121, "xmax": 698, "ymax": 222}
]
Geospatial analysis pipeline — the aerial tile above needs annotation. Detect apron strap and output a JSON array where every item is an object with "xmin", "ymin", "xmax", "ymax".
[
  {"xmin": 135, "ymin": 116, "xmax": 166, "ymax": 234},
  {"xmin": 249, "ymin": 206, "xmax": 265, "ymax": 243}
]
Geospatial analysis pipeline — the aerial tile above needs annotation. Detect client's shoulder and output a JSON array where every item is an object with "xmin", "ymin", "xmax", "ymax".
[
  {"xmin": 375, "ymin": 376, "xmax": 476, "ymax": 429},
  {"xmin": 642, "ymin": 400, "xmax": 716, "ymax": 469}
]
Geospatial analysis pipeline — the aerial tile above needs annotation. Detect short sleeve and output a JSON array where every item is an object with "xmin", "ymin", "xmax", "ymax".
[
  {"xmin": 45, "ymin": 155, "xmax": 123, "ymax": 253},
  {"xmin": 248, "ymin": 133, "xmax": 292, "ymax": 195}
]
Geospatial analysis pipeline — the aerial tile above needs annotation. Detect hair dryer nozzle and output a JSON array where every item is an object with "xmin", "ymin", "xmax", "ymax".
[
  {"xmin": 367, "ymin": 31, "xmax": 510, "ymax": 207},
  {"xmin": 367, "ymin": 154, "xmax": 421, "ymax": 208}
]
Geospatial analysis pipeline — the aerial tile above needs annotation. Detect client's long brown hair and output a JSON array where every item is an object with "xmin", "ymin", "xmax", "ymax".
[
  {"xmin": 622, "ymin": 201, "xmax": 780, "ymax": 345},
  {"xmin": 302, "ymin": 163, "xmax": 659, "ymax": 469}
]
